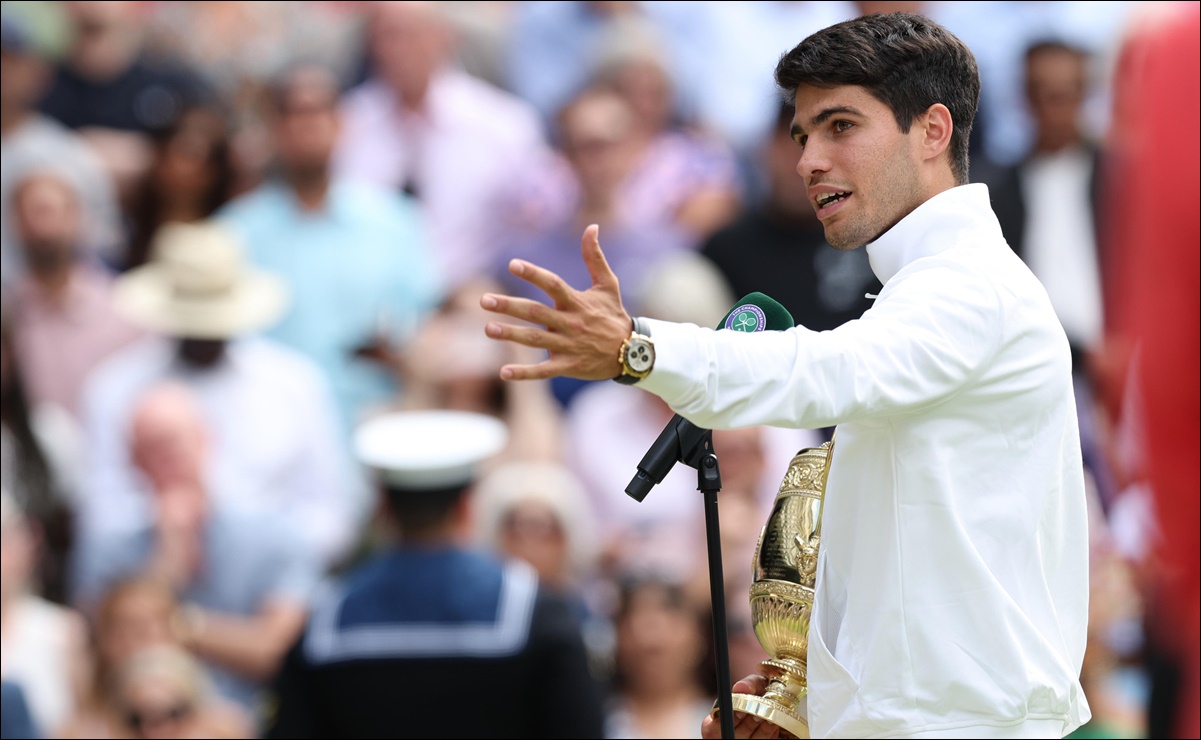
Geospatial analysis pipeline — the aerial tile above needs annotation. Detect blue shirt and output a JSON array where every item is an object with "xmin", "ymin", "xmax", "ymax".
[{"xmin": 218, "ymin": 180, "xmax": 443, "ymax": 430}]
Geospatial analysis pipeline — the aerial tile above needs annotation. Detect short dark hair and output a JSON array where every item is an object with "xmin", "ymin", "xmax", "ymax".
[
  {"xmin": 774, "ymin": 12, "xmax": 980, "ymax": 185},
  {"xmin": 384, "ymin": 484, "xmax": 468, "ymax": 538}
]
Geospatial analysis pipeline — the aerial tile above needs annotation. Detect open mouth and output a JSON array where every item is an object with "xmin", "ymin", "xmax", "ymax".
[{"xmin": 816, "ymin": 191, "xmax": 852, "ymax": 208}]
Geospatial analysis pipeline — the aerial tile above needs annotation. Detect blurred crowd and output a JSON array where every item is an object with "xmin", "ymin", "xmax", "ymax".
[{"xmin": 0, "ymin": 1, "xmax": 1196, "ymax": 739}]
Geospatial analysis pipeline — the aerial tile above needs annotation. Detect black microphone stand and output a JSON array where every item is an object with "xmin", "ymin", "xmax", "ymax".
[{"xmin": 627, "ymin": 423, "xmax": 736, "ymax": 740}]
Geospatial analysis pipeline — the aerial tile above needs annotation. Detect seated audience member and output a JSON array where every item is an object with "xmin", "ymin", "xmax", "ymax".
[
  {"xmin": 334, "ymin": 0, "xmax": 548, "ymax": 288},
  {"xmin": 71, "ymin": 383, "xmax": 320, "ymax": 716},
  {"xmin": 604, "ymin": 572, "xmax": 716, "ymax": 739},
  {"xmin": 1, "ymin": 13, "xmax": 121, "ymax": 283},
  {"xmin": 79, "ymin": 221, "xmax": 358, "ymax": 570},
  {"xmin": 10, "ymin": 169, "xmax": 144, "ymax": 419},
  {"xmin": 218, "ymin": 61, "xmax": 442, "ymax": 431},
  {"xmin": 112, "ymin": 646, "xmax": 253, "ymax": 740},
  {"xmin": 0, "ymin": 490, "xmax": 90, "ymax": 737}
]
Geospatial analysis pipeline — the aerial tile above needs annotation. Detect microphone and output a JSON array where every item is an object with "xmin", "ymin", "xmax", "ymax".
[{"xmin": 625, "ymin": 293, "xmax": 795, "ymax": 501}]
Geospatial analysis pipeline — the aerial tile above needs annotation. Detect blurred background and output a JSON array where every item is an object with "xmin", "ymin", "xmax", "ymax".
[{"xmin": 0, "ymin": 1, "xmax": 1196, "ymax": 738}]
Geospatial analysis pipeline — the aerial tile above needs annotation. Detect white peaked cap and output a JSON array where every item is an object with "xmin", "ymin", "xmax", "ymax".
[{"xmin": 354, "ymin": 410, "xmax": 509, "ymax": 491}]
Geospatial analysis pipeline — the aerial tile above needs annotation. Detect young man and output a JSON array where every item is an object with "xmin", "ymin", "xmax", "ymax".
[{"xmin": 481, "ymin": 13, "xmax": 1090, "ymax": 740}]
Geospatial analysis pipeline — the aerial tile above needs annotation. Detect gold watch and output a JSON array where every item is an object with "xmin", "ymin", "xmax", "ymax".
[{"xmin": 614, "ymin": 318, "xmax": 654, "ymax": 385}]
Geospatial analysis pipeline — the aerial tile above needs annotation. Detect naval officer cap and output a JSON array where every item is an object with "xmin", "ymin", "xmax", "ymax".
[{"xmin": 354, "ymin": 410, "xmax": 509, "ymax": 492}]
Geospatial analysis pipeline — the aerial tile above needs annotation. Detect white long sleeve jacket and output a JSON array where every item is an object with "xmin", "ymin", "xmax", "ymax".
[{"xmin": 640, "ymin": 184, "xmax": 1091, "ymax": 738}]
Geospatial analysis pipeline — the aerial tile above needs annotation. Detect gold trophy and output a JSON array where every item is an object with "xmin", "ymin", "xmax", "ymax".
[{"xmin": 726, "ymin": 439, "xmax": 834, "ymax": 738}]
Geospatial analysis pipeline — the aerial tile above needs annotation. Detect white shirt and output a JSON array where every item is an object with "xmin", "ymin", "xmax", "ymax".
[
  {"xmin": 334, "ymin": 70, "xmax": 548, "ymax": 288},
  {"xmin": 640, "ymin": 185, "xmax": 1091, "ymax": 737},
  {"xmin": 77, "ymin": 336, "xmax": 361, "ymax": 568}
]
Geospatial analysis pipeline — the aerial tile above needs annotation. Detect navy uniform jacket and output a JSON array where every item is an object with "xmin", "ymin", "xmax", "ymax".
[{"xmin": 265, "ymin": 547, "xmax": 605, "ymax": 739}]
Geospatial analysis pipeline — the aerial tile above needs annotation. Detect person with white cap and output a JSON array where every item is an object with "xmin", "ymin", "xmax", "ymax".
[
  {"xmin": 75, "ymin": 220, "xmax": 360, "ymax": 571},
  {"xmin": 265, "ymin": 409, "xmax": 605, "ymax": 739}
]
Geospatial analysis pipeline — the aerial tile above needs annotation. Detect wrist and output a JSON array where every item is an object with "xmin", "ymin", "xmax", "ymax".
[
  {"xmin": 613, "ymin": 317, "xmax": 655, "ymax": 385},
  {"xmin": 172, "ymin": 603, "xmax": 206, "ymax": 648}
]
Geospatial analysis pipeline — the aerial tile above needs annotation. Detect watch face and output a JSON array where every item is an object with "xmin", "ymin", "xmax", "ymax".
[{"xmin": 626, "ymin": 338, "xmax": 654, "ymax": 373}]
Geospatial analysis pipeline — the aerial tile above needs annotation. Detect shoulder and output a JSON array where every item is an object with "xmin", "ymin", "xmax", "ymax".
[{"xmin": 441, "ymin": 71, "xmax": 545, "ymax": 143}]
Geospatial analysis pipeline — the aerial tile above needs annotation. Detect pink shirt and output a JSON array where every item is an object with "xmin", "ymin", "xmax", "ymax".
[{"xmin": 13, "ymin": 267, "xmax": 144, "ymax": 419}]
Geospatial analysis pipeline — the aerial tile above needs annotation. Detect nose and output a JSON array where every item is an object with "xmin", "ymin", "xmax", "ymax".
[{"xmin": 796, "ymin": 140, "xmax": 830, "ymax": 185}]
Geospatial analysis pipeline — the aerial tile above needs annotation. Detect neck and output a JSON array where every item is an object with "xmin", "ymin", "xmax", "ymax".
[
  {"xmin": 1033, "ymin": 129, "xmax": 1083, "ymax": 155},
  {"xmin": 160, "ymin": 200, "xmax": 209, "ymax": 224},
  {"xmin": 287, "ymin": 169, "xmax": 331, "ymax": 212},
  {"xmin": 399, "ymin": 521, "xmax": 460, "ymax": 546},
  {"xmin": 29, "ymin": 258, "xmax": 75, "ymax": 299}
]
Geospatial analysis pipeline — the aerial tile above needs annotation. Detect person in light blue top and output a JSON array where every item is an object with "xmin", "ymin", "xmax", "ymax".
[{"xmin": 218, "ymin": 62, "xmax": 442, "ymax": 431}]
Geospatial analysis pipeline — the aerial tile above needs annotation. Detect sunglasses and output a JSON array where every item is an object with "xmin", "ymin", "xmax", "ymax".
[{"xmin": 125, "ymin": 702, "xmax": 194, "ymax": 734}]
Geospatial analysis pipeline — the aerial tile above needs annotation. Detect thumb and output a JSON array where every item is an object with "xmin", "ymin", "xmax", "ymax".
[{"xmin": 580, "ymin": 224, "xmax": 616, "ymax": 290}]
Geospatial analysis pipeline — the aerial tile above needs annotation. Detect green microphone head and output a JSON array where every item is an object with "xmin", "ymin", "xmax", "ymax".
[{"xmin": 716, "ymin": 292, "xmax": 795, "ymax": 332}]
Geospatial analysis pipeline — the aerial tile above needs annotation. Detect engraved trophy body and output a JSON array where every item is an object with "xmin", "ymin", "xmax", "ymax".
[{"xmin": 728, "ymin": 439, "xmax": 833, "ymax": 738}]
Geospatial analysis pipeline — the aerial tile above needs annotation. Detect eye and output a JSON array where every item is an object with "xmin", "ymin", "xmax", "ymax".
[
  {"xmin": 833, "ymin": 120, "xmax": 854, "ymax": 133},
  {"xmin": 794, "ymin": 134, "xmax": 808, "ymax": 149}
]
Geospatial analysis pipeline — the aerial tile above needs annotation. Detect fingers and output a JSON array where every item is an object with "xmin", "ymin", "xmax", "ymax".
[
  {"xmin": 580, "ymin": 224, "xmax": 617, "ymax": 290},
  {"xmin": 702, "ymin": 710, "xmax": 780, "ymax": 740},
  {"xmin": 484, "ymin": 321, "xmax": 573, "ymax": 355},
  {"xmin": 732, "ymin": 674, "xmax": 770, "ymax": 696},
  {"xmin": 479, "ymin": 293, "xmax": 569, "ymax": 332},
  {"xmin": 508, "ymin": 258, "xmax": 576, "ymax": 306}
]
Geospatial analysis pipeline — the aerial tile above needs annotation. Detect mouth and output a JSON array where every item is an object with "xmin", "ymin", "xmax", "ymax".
[{"xmin": 814, "ymin": 190, "xmax": 853, "ymax": 218}]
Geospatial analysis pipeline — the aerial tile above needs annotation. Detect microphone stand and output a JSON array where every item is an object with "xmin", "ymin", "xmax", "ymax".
[{"xmin": 679, "ymin": 432, "xmax": 736, "ymax": 740}]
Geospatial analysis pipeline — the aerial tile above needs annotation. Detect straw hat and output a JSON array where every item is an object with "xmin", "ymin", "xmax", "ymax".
[{"xmin": 114, "ymin": 222, "xmax": 288, "ymax": 339}]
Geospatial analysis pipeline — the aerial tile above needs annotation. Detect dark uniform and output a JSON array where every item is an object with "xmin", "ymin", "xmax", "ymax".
[{"xmin": 265, "ymin": 547, "xmax": 605, "ymax": 739}]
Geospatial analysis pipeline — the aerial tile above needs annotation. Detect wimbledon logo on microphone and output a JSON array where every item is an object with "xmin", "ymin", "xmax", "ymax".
[{"xmin": 725, "ymin": 304, "xmax": 767, "ymax": 332}]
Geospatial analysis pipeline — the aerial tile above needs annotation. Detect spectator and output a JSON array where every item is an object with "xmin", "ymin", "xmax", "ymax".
[
  {"xmin": 78, "ymin": 221, "xmax": 358, "ymax": 569},
  {"xmin": 0, "ymin": 297, "xmax": 79, "ymax": 604},
  {"xmin": 266, "ymin": 409, "xmax": 605, "ymax": 739},
  {"xmin": 9, "ymin": 170, "xmax": 144, "ymax": 419},
  {"xmin": 61, "ymin": 577, "xmax": 179, "ymax": 738},
  {"xmin": 36, "ymin": 1, "xmax": 213, "ymax": 220},
  {"xmin": 219, "ymin": 61, "xmax": 442, "ymax": 430},
  {"xmin": 334, "ymin": 0, "xmax": 549, "ymax": 288},
  {"xmin": 0, "ymin": 12, "xmax": 121, "ymax": 283},
  {"xmin": 604, "ymin": 573, "xmax": 715, "ymax": 739},
  {"xmin": 124, "ymin": 106, "xmax": 236, "ymax": 270},
  {"xmin": 108, "ymin": 645, "xmax": 253, "ymax": 740},
  {"xmin": 702, "ymin": 103, "xmax": 878, "ymax": 335},
  {"xmin": 0, "ymin": 490, "xmax": 90, "ymax": 737},
  {"xmin": 71, "ymin": 383, "xmax": 320, "ymax": 717}
]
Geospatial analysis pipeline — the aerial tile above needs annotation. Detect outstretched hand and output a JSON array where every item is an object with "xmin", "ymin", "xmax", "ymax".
[{"xmin": 480, "ymin": 225, "xmax": 633, "ymax": 381}]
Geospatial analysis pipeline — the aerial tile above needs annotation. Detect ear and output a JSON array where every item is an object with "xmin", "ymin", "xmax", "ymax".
[{"xmin": 919, "ymin": 103, "xmax": 954, "ymax": 165}]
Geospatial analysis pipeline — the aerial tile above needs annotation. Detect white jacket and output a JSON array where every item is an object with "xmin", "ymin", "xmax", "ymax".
[{"xmin": 640, "ymin": 184, "xmax": 1091, "ymax": 738}]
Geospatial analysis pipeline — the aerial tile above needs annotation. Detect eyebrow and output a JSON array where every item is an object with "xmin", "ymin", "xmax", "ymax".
[{"xmin": 790, "ymin": 106, "xmax": 866, "ymax": 140}]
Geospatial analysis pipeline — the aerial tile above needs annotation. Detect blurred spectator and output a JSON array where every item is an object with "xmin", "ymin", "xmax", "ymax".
[
  {"xmin": 71, "ymin": 383, "xmax": 320, "ymax": 717},
  {"xmin": 59, "ymin": 579, "xmax": 254, "ymax": 740},
  {"xmin": 0, "ymin": 490, "xmax": 90, "ymax": 737},
  {"xmin": 394, "ymin": 276, "xmax": 566, "ymax": 462},
  {"xmin": 9, "ymin": 170, "xmax": 144, "ymax": 418},
  {"xmin": 111, "ymin": 645, "xmax": 253, "ymax": 740},
  {"xmin": 0, "ymin": 679, "xmax": 40, "ymax": 740},
  {"xmin": 125, "ymin": 106, "xmax": 235, "ymax": 270},
  {"xmin": 219, "ymin": 61, "xmax": 443, "ymax": 430},
  {"xmin": 702, "ymin": 102, "xmax": 877, "ymax": 333},
  {"xmin": 1101, "ymin": 4, "xmax": 1200, "ymax": 737},
  {"xmin": 37, "ymin": 1, "xmax": 213, "ymax": 218},
  {"xmin": 499, "ymin": 88, "xmax": 692, "ymax": 312},
  {"xmin": 982, "ymin": 40, "xmax": 1106, "ymax": 371},
  {"xmin": 333, "ymin": 0, "xmax": 549, "ymax": 288},
  {"xmin": 77, "ymin": 221, "xmax": 358, "ymax": 569},
  {"xmin": 0, "ymin": 12, "xmax": 121, "ymax": 283},
  {"xmin": 0, "ymin": 296, "xmax": 80, "ymax": 604},
  {"xmin": 604, "ymin": 573, "xmax": 714, "ymax": 739},
  {"xmin": 266, "ymin": 409, "xmax": 605, "ymax": 739}
]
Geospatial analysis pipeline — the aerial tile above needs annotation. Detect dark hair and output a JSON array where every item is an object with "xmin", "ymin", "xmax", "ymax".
[
  {"xmin": 1024, "ymin": 38, "xmax": 1089, "ymax": 66},
  {"xmin": 384, "ymin": 484, "xmax": 468, "ymax": 538},
  {"xmin": 0, "ymin": 301, "xmax": 54, "ymax": 516},
  {"xmin": 774, "ymin": 12, "xmax": 980, "ymax": 185}
]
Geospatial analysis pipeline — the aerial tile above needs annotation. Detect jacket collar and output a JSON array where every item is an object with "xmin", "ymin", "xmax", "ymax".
[{"xmin": 865, "ymin": 183, "xmax": 1000, "ymax": 285}]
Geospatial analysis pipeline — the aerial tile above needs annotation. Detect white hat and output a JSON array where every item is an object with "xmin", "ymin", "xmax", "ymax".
[
  {"xmin": 114, "ymin": 221, "xmax": 288, "ymax": 339},
  {"xmin": 354, "ymin": 410, "xmax": 509, "ymax": 491}
]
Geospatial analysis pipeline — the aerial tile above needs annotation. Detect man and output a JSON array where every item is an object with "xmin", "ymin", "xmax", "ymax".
[
  {"xmin": 481, "ymin": 13, "xmax": 1090, "ymax": 739},
  {"xmin": 10, "ymin": 169, "xmax": 142, "ymax": 418},
  {"xmin": 266, "ymin": 409, "xmax": 605, "ymax": 739},
  {"xmin": 71, "ymin": 383, "xmax": 320, "ymax": 717},
  {"xmin": 333, "ymin": 0, "xmax": 547, "ymax": 289},
  {"xmin": 79, "ymin": 221, "xmax": 358, "ymax": 570},
  {"xmin": 218, "ymin": 61, "xmax": 441, "ymax": 431},
  {"xmin": 0, "ymin": 13, "xmax": 121, "ymax": 283}
]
